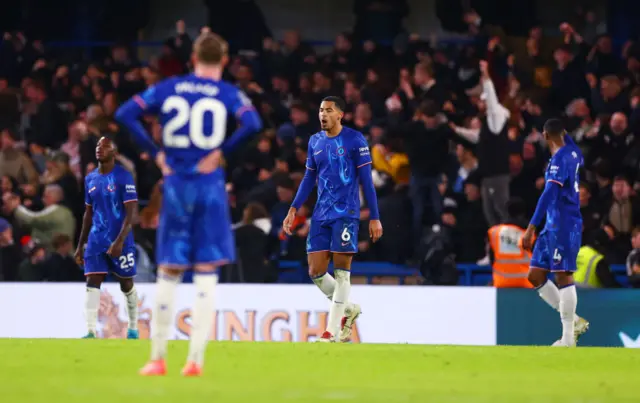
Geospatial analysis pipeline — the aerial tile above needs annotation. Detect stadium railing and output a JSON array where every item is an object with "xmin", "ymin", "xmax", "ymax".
[{"xmin": 178, "ymin": 261, "xmax": 629, "ymax": 287}]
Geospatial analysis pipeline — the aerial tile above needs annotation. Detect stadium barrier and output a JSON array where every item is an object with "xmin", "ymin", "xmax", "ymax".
[
  {"xmin": 496, "ymin": 288, "xmax": 640, "ymax": 348},
  {"xmin": 0, "ymin": 283, "xmax": 496, "ymax": 345}
]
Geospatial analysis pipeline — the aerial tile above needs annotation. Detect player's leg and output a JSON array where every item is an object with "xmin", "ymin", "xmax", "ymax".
[
  {"xmin": 552, "ymin": 230, "xmax": 584, "ymax": 346},
  {"xmin": 141, "ymin": 176, "xmax": 192, "ymax": 376},
  {"xmin": 324, "ymin": 218, "xmax": 359, "ymax": 341},
  {"xmin": 307, "ymin": 220, "xmax": 335, "ymax": 299},
  {"xmin": 182, "ymin": 176, "xmax": 229, "ymax": 376},
  {"xmin": 554, "ymin": 271, "xmax": 577, "ymax": 346},
  {"xmin": 112, "ymin": 249, "xmax": 139, "ymax": 339},
  {"xmin": 83, "ymin": 254, "xmax": 108, "ymax": 338}
]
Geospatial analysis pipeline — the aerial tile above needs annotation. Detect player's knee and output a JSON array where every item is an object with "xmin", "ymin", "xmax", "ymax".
[
  {"xmin": 86, "ymin": 274, "xmax": 104, "ymax": 289},
  {"xmin": 119, "ymin": 278, "xmax": 134, "ymax": 293},
  {"xmin": 527, "ymin": 269, "xmax": 546, "ymax": 287},
  {"xmin": 308, "ymin": 265, "xmax": 327, "ymax": 278}
]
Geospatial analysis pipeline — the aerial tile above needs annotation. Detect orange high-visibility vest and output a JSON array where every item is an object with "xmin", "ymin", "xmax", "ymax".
[{"xmin": 487, "ymin": 224, "xmax": 533, "ymax": 288}]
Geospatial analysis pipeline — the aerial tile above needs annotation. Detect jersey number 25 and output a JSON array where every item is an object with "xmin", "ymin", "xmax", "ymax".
[{"xmin": 162, "ymin": 96, "xmax": 227, "ymax": 149}]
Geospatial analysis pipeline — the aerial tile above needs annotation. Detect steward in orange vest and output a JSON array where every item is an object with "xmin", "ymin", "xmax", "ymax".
[{"xmin": 486, "ymin": 199, "xmax": 533, "ymax": 288}]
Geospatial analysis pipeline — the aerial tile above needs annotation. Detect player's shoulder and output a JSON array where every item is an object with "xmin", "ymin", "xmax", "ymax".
[
  {"xmin": 85, "ymin": 168, "xmax": 99, "ymax": 182},
  {"xmin": 309, "ymin": 131, "xmax": 325, "ymax": 146},
  {"xmin": 114, "ymin": 165, "xmax": 135, "ymax": 180},
  {"xmin": 344, "ymin": 126, "xmax": 368, "ymax": 146}
]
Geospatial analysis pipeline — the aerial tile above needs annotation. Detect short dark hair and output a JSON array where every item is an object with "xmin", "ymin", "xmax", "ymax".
[
  {"xmin": 321, "ymin": 96, "xmax": 346, "ymax": 112},
  {"xmin": 543, "ymin": 118, "xmax": 564, "ymax": 138}
]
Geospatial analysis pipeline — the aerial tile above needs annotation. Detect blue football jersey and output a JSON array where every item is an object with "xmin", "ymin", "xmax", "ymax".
[
  {"xmin": 133, "ymin": 74, "xmax": 254, "ymax": 175},
  {"xmin": 84, "ymin": 165, "xmax": 138, "ymax": 256},
  {"xmin": 306, "ymin": 126, "xmax": 372, "ymax": 221},
  {"xmin": 543, "ymin": 143, "xmax": 583, "ymax": 232}
]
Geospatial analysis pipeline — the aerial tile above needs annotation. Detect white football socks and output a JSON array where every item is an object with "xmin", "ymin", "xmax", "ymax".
[
  {"xmin": 559, "ymin": 285, "xmax": 577, "ymax": 345},
  {"xmin": 312, "ymin": 272, "xmax": 336, "ymax": 300},
  {"xmin": 536, "ymin": 280, "xmax": 560, "ymax": 310},
  {"xmin": 326, "ymin": 269, "xmax": 351, "ymax": 337},
  {"xmin": 85, "ymin": 286, "xmax": 100, "ymax": 335},
  {"xmin": 150, "ymin": 273, "xmax": 180, "ymax": 361},
  {"xmin": 124, "ymin": 287, "xmax": 139, "ymax": 330},
  {"xmin": 187, "ymin": 274, "xmax": 217, "ymax": 366}
]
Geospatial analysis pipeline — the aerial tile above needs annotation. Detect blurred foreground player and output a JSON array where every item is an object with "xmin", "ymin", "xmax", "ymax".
[
  {"xmin": 75, "ymin": 136, "xmax": 139, "ymax": 339},
  {"xmin": 522, "ymin": 119, "xmax": 589, "ymax": 346},
  {"xmin": 116, "ymin": 33, "xmax": 262, "ymax": 375},
  {"xmin": 283, "ymin": 96, "xmax": 382, "ymax": 342}
]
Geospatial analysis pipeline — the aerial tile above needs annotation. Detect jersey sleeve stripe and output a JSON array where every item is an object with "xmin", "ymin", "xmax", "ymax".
[
  {"xmin": 357, "ymin": 161, "xmax": 372, "ymax": 168},
  {"xmin": 547, "ymin": 179, "xmax": 563, "ymax": 186},
  {"xmin": 85, "ymin": 203, "xmax": 92, "ymax": 206},
  {"xmin": 123, "ymin": 199, "xmax": 138, "ymax": 204},
  {"xmin": 306, "ymin": 166, "xmax": 315, "ymax": 170},
  {"xmin": 235, "ymin": 105, "xmax": 255, "ymax": 117},
  {"xmin": 133, "ymin": 95, "xmax": 146, "ymax": 109}
]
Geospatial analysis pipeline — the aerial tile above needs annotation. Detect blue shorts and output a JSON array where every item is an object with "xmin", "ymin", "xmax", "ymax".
[
  {"xmin": 531, "ymin": 230, "xmax": 581, "ymax": 272},
  {"xmin": 84, "ymin": 247, "xmax": 137, "ymax": 278},
  {"xmin": 156, "ymin": 172, "xmax": 235, "ymax": 268},
  {"xmin": 307, "ymin": 218, "xmax": 359, "ymax": 254}
]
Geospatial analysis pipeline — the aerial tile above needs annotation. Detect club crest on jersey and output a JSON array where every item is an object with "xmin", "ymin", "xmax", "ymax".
[
  {"xmin": 336, "ymin": 146, "xmax": 346, "ymax": 156},
  {"xmin": 107, "ymin": 183, "xmax": 116, "ymax": 192}
]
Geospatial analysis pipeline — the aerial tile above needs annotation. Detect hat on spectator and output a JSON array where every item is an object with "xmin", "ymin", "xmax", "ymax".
[{"xmin": 0, "ymin": 218, "xmax": 10, "ymax": 233}]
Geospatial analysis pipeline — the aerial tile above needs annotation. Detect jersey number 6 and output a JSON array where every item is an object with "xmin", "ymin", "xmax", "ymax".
[
  {"xmin": 119, "ymin": 252, "xmax": 135, "ymax": 270},
  {"xmin": 162, "ymin": 96, "xmax": 228, "ymax": 149}
]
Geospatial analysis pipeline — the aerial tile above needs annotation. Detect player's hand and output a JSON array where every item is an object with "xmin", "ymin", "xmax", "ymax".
[
  {"xmin": 282, "ymin": 208, "xmax": 297, "ymax": 236},
  {"xmin": 369, "ymin": 219, "xmax": 383, "ymax": 243},
  {"xmin": 197, "ymin": 149, "xmax": 222, "ymax": 174},
  {"xmin": 155, "ymin": 152, "xmax": 173, "ymax": 176},
  {"xmin": 74, "ymin": 247, "xmax": 84, "ymax": 266},
  {"xmin": 107, "ymin": 241, "xmax": 123, "ymax": 259},
  {"xmin": 522, "ymin": 225, "xmax": 536, "ymax": 252}
]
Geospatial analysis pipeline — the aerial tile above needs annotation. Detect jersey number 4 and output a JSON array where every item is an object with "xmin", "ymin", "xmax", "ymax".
[{"xmin": 162, "ymin": 96, "xmax": 227, "ymax": 149}]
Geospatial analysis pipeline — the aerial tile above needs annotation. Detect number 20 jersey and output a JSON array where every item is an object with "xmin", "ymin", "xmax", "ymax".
[
  {"xmin": 134, "ymin": 73, "xmax": 254, "ymax": 175},
  {"xmin": 543, "ymin": 143, "xmax": 583, "ymax": 233},
  {"xmin": 133, "ymin": 74, "xmax": 254, "ymax": 267}
]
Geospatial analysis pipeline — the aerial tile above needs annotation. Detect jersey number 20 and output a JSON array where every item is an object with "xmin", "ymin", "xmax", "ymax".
[{"xmin": 162, "ymin": 96, "xmax": 227, "ymax": 149}]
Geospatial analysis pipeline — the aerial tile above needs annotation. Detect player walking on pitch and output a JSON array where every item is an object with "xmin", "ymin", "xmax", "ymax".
[
  {"xmin": 75, "ymin": 136, "xmax": 140, "ymax": 339},
  {"xmin": 522, "ymin": 119, "xmax": 589, "ymax": 346},
  {"xmin": 116, "ymin": 32, "xmax": 262, "ymax": 375},
  {"xmin": 283, "ymin": 96, "xmax": 382, "ymax": 342}
]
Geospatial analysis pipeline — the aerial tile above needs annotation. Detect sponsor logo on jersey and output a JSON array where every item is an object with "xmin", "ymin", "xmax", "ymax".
[
  {"xmin": 359, "ymin": 146, "xmax": 370, "ymax": 156},
  {"xmin": 88, "ymin": 186, "xmax": 96, "ymax": 194},
  {"xmin": 125, "ymin": 184, "xmax": 136, "ymax": 193}
]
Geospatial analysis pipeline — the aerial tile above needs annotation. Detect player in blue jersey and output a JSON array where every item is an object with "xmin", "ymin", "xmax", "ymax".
[
  {"xmin": 115, "ymin": 32, "xmax": 262, "ymax": 376},
  {"xmin": 283, "ymin": 96, "xmax": 382, "ymax": 343},
  {"xmin": 74, "ymin": 136, "xmax": 139, "ymax": 340},
  {"xmin": 522, "ymin": 119, "xmax": 589, "ymax": 347}
]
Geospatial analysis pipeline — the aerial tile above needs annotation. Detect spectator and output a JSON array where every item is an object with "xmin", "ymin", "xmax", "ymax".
[
  {"xmin": 575, "ymin": 229, "xmax": 622, "ymax": 288},
  {"xmin": 3, "ymin": 184, "xmax": 75, "ymax": 250},
  {"xmin": 17, "ymin": 240, "xmax": 48, "ymax": 281},
  {"xmin": 0, "ymin": 128, "xmax": 39, "ymax": 187},
  {"xmin": 0, "ymin": 217, "xmax": 22, "ymax": 281},
  {"xmin": 603, "ymin": 175, "xmax": 640, "ymax": 262},
  {"xmin": 626, "ymin": 227, "xmax": 640, "ymax": 288},
  {"xmin": 23, "ymin": 80, "xmax": 68, "ymax": 149},
  {"xmin": 230, "ymin": 202, "xmax": 274, "ymax": 283},
  {"xmin": 44, "ymin": 233, "xmax": 82, "ymax": 282}
]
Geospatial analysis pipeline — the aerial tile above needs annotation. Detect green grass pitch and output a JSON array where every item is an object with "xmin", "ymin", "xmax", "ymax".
[{"xmin": 1, "ymin": 339, "xmax": 639, "ymax": 402}]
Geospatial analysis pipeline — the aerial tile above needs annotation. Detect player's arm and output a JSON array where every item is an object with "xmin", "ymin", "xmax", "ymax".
[
  {"xmin": 222, "ymin": 89, "xmax": 263, "ymax": 155},
  {"xmin": 75, "ymin": 184, "xmax": 94, "ymax": 265},
  {"xmin": 355, "ymin": 138, "xmax": 382, "ymax": 242},
  {"xmin": 523, "ymin": 162, "xmax": 564, "ymax": 250},
  {"xmin": 284, "ymin": 142, "xmax": 318, "ymax": 235},
  {"xmin": 108, "ymin": 175, "xmax": 138, "ymax": 257},
  {"xmin": 114, "ymin": 86, "xmax": 161, "ymax": 158}
]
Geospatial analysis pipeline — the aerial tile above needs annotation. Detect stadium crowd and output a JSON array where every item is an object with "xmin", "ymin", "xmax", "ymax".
[{"xmin": 0, "ymin": 4, "xmax": 639, "ymax": 287}]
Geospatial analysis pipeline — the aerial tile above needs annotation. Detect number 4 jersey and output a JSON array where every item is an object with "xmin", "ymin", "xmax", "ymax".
[
  {"xmin": 133, "ymin": 74, "xmax": 255, "ymax": 175},
  {"xmin": 543, "ymin": 142, "xmax": 583, "ymax": 233}
]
